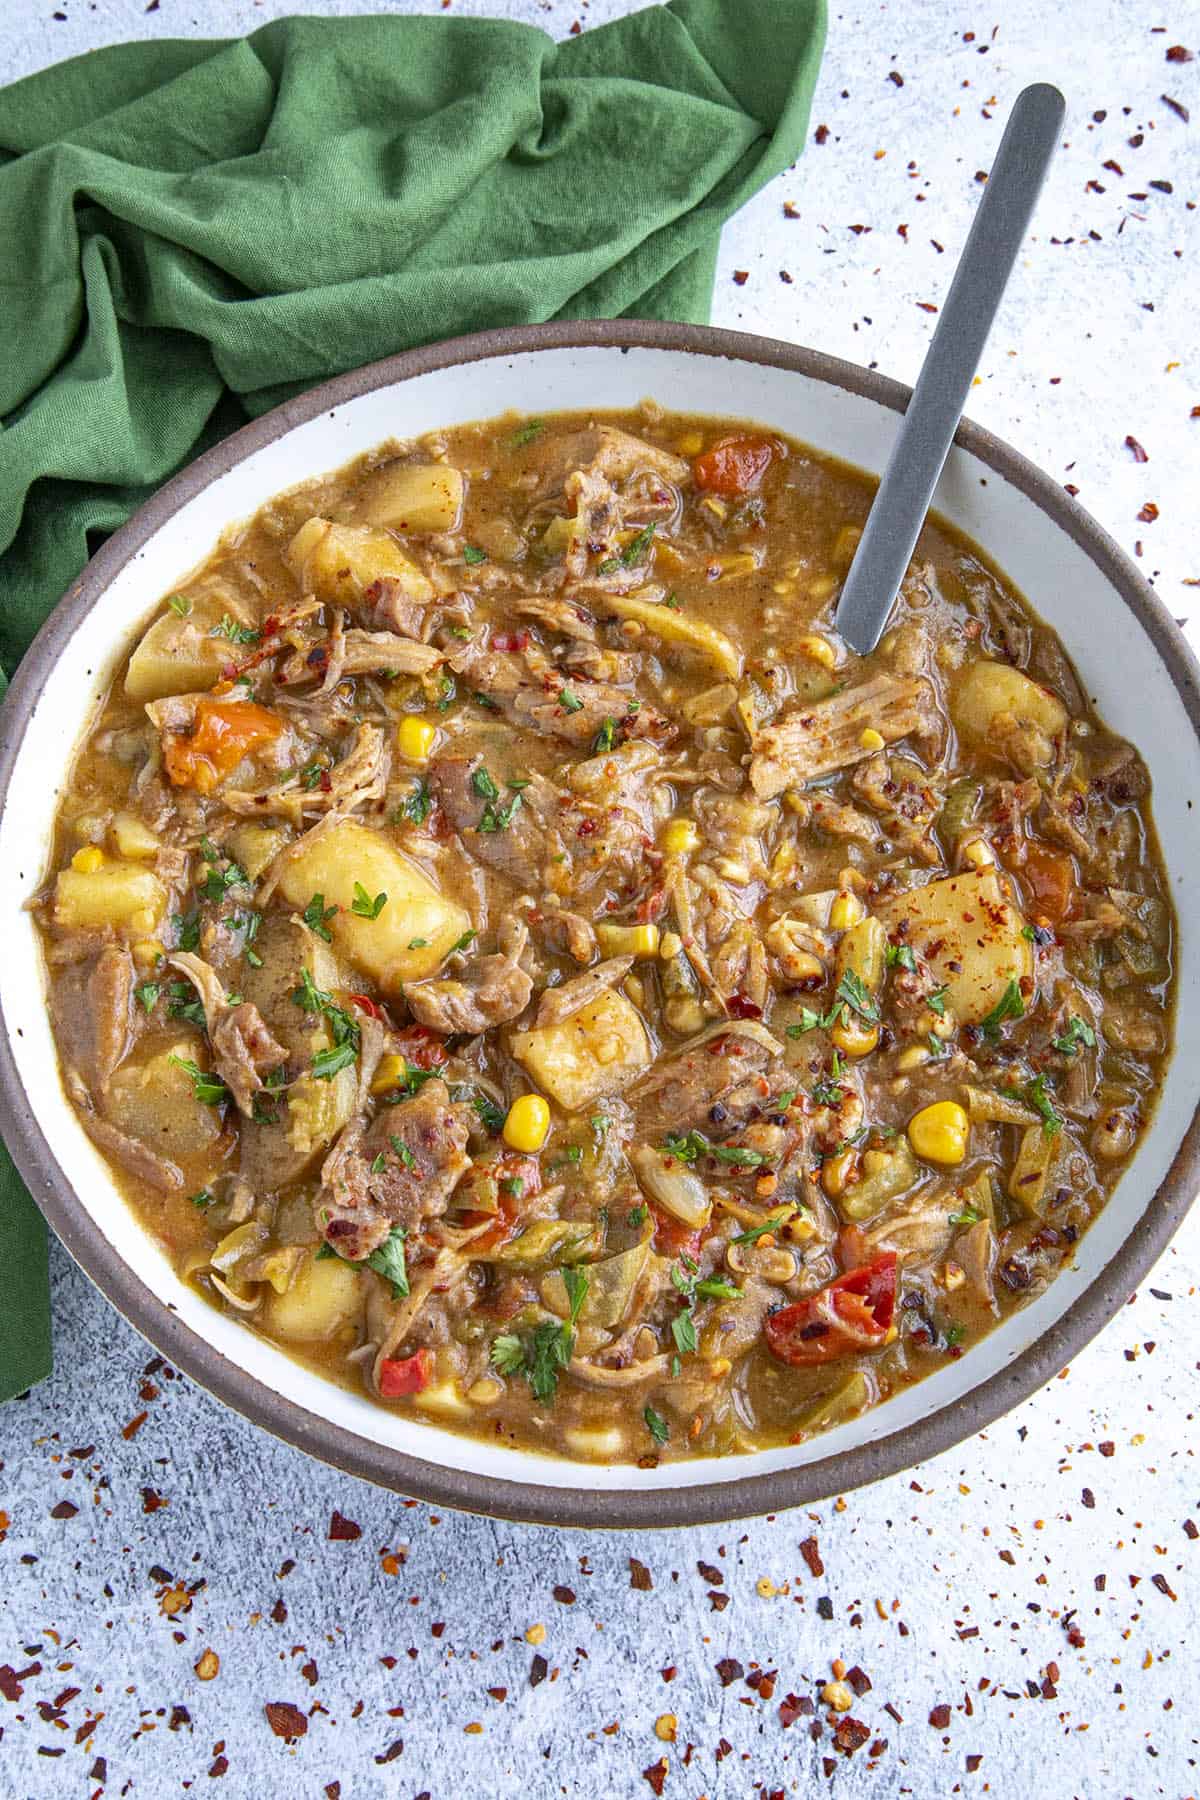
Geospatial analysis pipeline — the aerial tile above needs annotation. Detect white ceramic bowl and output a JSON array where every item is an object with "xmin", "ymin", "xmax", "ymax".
[{"xmin": 2, "ymin": 321, "xmax": 1197, "ymax": 1528}]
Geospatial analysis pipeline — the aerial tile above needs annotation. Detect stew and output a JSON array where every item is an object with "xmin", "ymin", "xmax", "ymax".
[{"xmin": 35, "ymin": 406, "xmax": 1175, "ymax": 1464}]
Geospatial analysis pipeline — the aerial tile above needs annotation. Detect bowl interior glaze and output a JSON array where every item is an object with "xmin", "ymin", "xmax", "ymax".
[{"xmin": 1, "ymin": 322, "xmax": 1196, "ymax": 1528}]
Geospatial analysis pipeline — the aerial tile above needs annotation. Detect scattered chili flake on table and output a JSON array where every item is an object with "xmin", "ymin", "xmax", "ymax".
[
  {"xmin": 328, "ymin": 1510, "xmax": 362, "ymax": 1541},
  {"xmin": 264, "ymin": 1702, "xmax": 308, "ymax": 1740},
  {"xmin": 929, "ymin": 1703, "xmax": 952, "ymax": 1729},
  {"xmin": 1125, "ymin": 433, "xmax": 1149, "ymax": 461},
  {"xmin": 629, "ymin": 1557, "xmax": 653, "ymax": 1590}
]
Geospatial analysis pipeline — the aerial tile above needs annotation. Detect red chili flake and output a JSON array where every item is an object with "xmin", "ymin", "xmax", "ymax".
[
  {"xmin": 697, "ymin": 1560, "xmax": 723, "ymax": 1585},
  {"xmin": 715, "ymin": 1657, "xmax": 744, "ymax": 1687},
  {"xmin": 1124, "ymin": 434, "xmax": 1149, "ymax": 462},
  {"xmin": 629, "ymin": 1558, "xmax": 654, "ymax": 1591},
  {"xmin": 732, "ymin": 270, "xmax": 749, "ymax": 286},
  {"xmin": 783, "ymin": 202, "xmax": 800, "ymax": 219},
  {"xmin": 888, "ymin": 69, "xmax": 904, "ymax": 86},
  {"xmin": 1167, "ymin": 44, "xmax": 1194, "ymax": 60},
  {"xmin": 264, "ymin": 1702, "xmax": 308, "ymax": 1740},
  {"xmin": 529, "ymin": 1654, "xmax": 548, "ymax": 1688},
  {"xmin": 643, "ymin": 1758, "xmax": 669, "ymax": 1796},
  {"xmin": 708, "ymin": 1590, "xmax": 730, "ymax": 1611},
  {"xmin": 1066, "ymin": 1622, "xmax": 1086, "ymax": 1648},
  {"xmin": 122, "ymin": 1411, "xmax": 148, "ymax": 1439},
  {"xmin": 490, "ymin": 630, "xmax": 530, "ymax": 653},
  {"xmin": 209, "ymin": 1754, "xmax": 229, "ymax": 1777},
  {"xmin": 1137, "ymin": 501, "xmax": 1159, "ymax": 523},
  {"xmin": 845, "ymin": 1666, "xmax": 872, "ymax": 1696},
  {"xmin": 884, "ymin": 1701, "xmax": 904, "ymax": 1724},
  {"xmin": 835, "ymin": 1717, "xmax": 871, "ymax": 1755},
  {"xmin": 374, "ymin": 1739, "xmax": 404, "ymax": 1765},
  {"xmin": 1149, "ymin": 178, "xmax": 1174, "ymax": 193},
  {"xmin": 141, "ymin": 1488, "xmax": 167, "ymax": 1514},
  {"xmin": 49, "ymin": 1501, "xmax": 78, "ymax": 1520},
  {"xmin": 1064, "ymin": 483, "xmax": 1080, "ymax": 497},
  {"xmin": 966, "ymin": 1753, "xmax": 983, "ymax": 1772},
  {"xmin": 553, "ymin": 1585, "xmax": 576, "ymax": 1605},
  {"xmin": 1080, "ymin": 1487, "xmax": 1096, "ymax": 1509},
  {"xmin": 799, "ymin": 1536, "xmax": 824, "ymax": 1578},
  {"xmin": 1191, "ymin": 406, "xmax": 1200, "ymax": 419},
  {"xmin": 1152, "ymin": 1573, "xmax": 1178, "ymax": 1600},
  {"xmin": 1162, "ymin": 95, "xmax": 1190, "ymax": 123},
  {"xmin": 897, "ymin": 223, "xmax": 909, "ymax": 239},
  {"xmin": 1098, "ymin": 1440, "xmax": 1115, "ymax": 1456},
  {"xmin": 726, "ymin": 993, "xmax": 762, "ymax": 1019},
  {"xmin": 916, "ymin": 301, "xmax": 939, "ymax": 313},
  {"xmin": 1184, "ymin": 1519, "xmax": 1198, "ymax": 1540},
  {"xmin": 814, "ymin": 123, "xmax": 829, "ymax": 144},
  {"xmin": 349, "ymin": 993, "xmax": 384, "ymax": 1020},
  {"xmin": 779, "ymin": 270, "xmax": 793, "ymax": 284},
  {"xmin": 929, "ymin": 1703, "xmax": 952, "ymax": 1729},
  {"xmin": 779, "ymin": 1693, "xmax": 806, "ymax": 1728},
  {"xmin": 328, "ymin": 1511, "xmax": 362, "ymax": 1542}
]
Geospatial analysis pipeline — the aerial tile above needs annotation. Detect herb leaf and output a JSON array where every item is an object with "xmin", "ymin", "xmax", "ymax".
[
  {"xmin": 351, "ymin": 882, "xmax": 388, "ymax": 920},
  {"xmin": 462, "ymin": 545, "xmax": 488, "ymax": 565},
  {"xmin": 979, "ymin": 979, "xmax": 1026, "ymax": 1038},
  {"xmin": 134, "ymin": 981, "xmax": 161, "ymax": 1013},
  {"xmin": 1023, "ymin": 1072, "xmax": 1062, "ymax": 1137},
  {"xmin": 1053, "ymin": 1016, "xmax": 1097, "ymax": 1056},
  {"xmin": 303, "ymin": 893, "xmax": 337, "ymax": 942},
  {"xmin": 168, "ymin": 1054, "xmax": 228, "ymax": 1107},
  {"xmin": 644, "ymin": 1405, "xmax": 670, "ymax": 1446},
  {"xmin": 835, "ymin": 968, "xmax": 879, "ymax": 1024},
  {"xmin": 365, "ymin": 1226, "xmax": 409, "ymax": 1300}
]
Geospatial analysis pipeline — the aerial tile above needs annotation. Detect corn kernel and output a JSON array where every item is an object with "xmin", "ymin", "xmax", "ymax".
[
  {"xmin": 659, "ymin": 930, "xmax": 683, "ymax": 961},
  {"xmin": 596, "ymin": 922, "xmax": 660, "ymax": 959},
  {"xmin": 859, "ymin": 727, "xmax": 886, "ymax": 751},
  {"xmin": 821, "ymin": 1148, "xmax": 859, "ymax": 1198},
  {"xmin": 71, "ymin": 845, "xmax": 105, "ymax": 874},
  {"xmin": 706, "ymin": 1357, "xmax": 732, "ymax": 1379},
  {"xmin": 675, "ymin": 430, "xmax": 704, "ymax": 456},
  {"xmin": 822, "ymin": 1679, "xmax": 854, "ymax": 1713},
  {"xmin": 655, "ymin": 1713, "xmax": 678, "ymax": 1742},
  {"xmin": 129, "ymin": 908, "xmax": 158, "ymax": 936},
  {"xmin": 796, "ymin": 632, "xmax": 837, "ymax": 670},
  {"xmin": 895, "ymin": 1045, "xmax": 930, "ymax": 1072},
  {"xmin": 829, "ymin": 890, "xmax": 866, "ymax": 931},
  {"xmin": 807, "ymin": 574, "xmax": 838, "ymax": 603},
  {"xmin": 830, "ymin": 1014, "xmax": 880, "ymax": 1059},
  {"xmin": 503, "ymin": 1093, "xmax": 551, "ymax": 1153},
  {"xmin": 942, "ymin": 1261, "xmax": 967, "ymax": 1292},
  {"xmin": 370, "ymin": 1053, "xmax": 407, "ymax": 1096},
  {"xmin": 699, "ymin": 495, "xmax": 727, "ymax": 521},
  {"xmin": 784, "ymin": 1212, "xmax": 817, "ymax": 1244},
  {"xmin": 907, "ymin": 1100, "xmax": 970, "ymax": 1166},
  {"xmin": 396, "ymin": 715, "xmax": 437, "ymax": 764},
  {"xmin": 832, "ymin": 524, "xmax": 862, "ymax": 566},
  {"xmin": 132, "ymin": 938, "xmax": 164, "ymax": 970},
  {"xmin": 467, "ymin": 1376, "xmax": 504, "ymax": 1405},
  {"xmin": 525, "ymin": 1623, "xmax": 546, "ymax": 1646},
  {"xmin": 661, "ymin": 818, "xmax": 699, "ymax": 857}
]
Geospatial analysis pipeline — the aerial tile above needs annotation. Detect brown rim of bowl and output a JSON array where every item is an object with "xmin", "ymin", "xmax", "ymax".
[{"xmin": 1, "ymin": 318, "xmax": 1197, "ymax": 1530}]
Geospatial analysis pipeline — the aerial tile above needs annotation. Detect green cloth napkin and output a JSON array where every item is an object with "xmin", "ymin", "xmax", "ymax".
[{"xmin": 0, "ymin": 0, "xmax": 826, "ymax": 1401}]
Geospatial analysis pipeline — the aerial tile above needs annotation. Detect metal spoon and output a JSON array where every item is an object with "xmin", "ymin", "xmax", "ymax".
[{"xmin": 834, "ymin": 82, "xmax": 1066, "ymax": 655}]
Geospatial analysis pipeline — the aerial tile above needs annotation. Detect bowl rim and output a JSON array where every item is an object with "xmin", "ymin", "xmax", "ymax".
[{"xmin": 2, "ymin": 316, "xmax": 1198, "ymax": 1530}]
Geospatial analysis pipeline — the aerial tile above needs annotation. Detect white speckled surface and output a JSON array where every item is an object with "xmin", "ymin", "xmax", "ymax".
[{"xmin": 2, "ymin": 3, "xmax": 1198, "ymax": 1795}]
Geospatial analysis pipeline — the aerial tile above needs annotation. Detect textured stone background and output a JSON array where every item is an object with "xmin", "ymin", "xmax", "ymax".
[{"xmin": 2, "ymin": 2, "xmax": 1198, "ymax": 1796}]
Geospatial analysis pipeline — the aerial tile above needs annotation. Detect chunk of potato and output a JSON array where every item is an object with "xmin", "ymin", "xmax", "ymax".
[
  {"xmin": 509, "ymin": 987, "xmax": 652, "ymax": 1111},
  {"xmin": 263, "ymin": 1251, "xmax": 364, "ymax": 1341},
  {"xmin": 109, "ymin": 812, "xmax": 160, "ymax": 861},
  {"xmin": 275, "ymin": 819, "xmax": 470, "ymax": 992},
  {"xmin": 53, "ymin": 859, "xmax": 167, "ymax": 936},
  {"xmin": 106, "ymin": 1041, "xmax": 223, "ymax": 1159},
  {"xmin": 287, "ymin": 517, "xmax": 434, "ymax": 605},
  {"xmin": 874, "ymin": 868, "xmax": 1032, "ymax": 1027},
  {"xmin": 225, "ymin": 822, "xmax": 291, "ymax": 882},
  {"xmin": 353, "ymin": 461, "xmax": 465, "ymax": 533},
  {"xmin": 951, "ymin": 660, "xmax": 1067, "ymax": 762},
  {"xmin": 124, "ymin": 591, "xmax": 254, "ymax": 703}
]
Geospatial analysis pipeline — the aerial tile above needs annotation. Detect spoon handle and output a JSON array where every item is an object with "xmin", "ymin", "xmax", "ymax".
[{"xmin": 835, "ymin": 82, "xmax": 1066, "ymax": 656}]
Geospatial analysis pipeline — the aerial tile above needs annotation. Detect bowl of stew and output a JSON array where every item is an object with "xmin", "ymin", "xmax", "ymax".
[{"xmin": 1, "ymin": 321, "xmax": 1197, "ymax": 1528}]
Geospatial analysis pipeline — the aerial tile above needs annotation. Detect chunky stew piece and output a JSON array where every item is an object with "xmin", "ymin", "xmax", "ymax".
[{"xmin": 37, "ymin": 406, "xmax": 1174, "ymax": 1465}]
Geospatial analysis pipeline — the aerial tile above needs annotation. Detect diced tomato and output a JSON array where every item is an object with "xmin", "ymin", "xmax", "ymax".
[
  {"xmin": 392, "ymin": 1026, "xmax": 447, "ymax": 1071},
  {"xmin": 1021, "ymin": 843, "xmax": 1076, "ymax": 923},
  {"xmin": 727, "ymin": 993, "xmax": 762, "ymax": 1020},
  {"xmin": 162, "ymin": 698, "xmax": 284, "ymax": 794},
  {"xmin": 349, "ymin": 993, "xmax": 385, "ymax": 1021},
  {"xmin": 764, "ymin": 1253, "xmax": 898, "ymax": 1366},
  {"xmin": 378, "ymin": 1347, "xmax": 434, "ymax": 1397},
  {"xmin": 692, "ymin": 434, "xmax": 776, "ymax": 496},
  {"xmin": 491, "ymin": 630, "xmax": 531, "ymax": 653},
  {"xmin": 636, "ymin": 888, "xmax": 668, "ymax": 924},
  {"xmin": 649, "ymin": 1203, "xmax": 703, "ymax": 1262}
]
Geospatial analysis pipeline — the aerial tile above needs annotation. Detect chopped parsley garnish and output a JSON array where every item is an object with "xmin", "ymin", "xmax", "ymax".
[
  {"xmin": 507, "ymin": 418, "xmax": 545, "ymax": 449},
  {"xmin": 209, "ymin": 614, "xmax": 259, "ymax": 645},
  {"xmin": 235, "ymin": 909, "xmax": 264, "ymax": 967},
  {"xmin": 351, "ymin": 882, "xmax": 388, "ymax": 920},
  {"xmin": 627, "ymin": 1204, "xmax": 647, "ymax": 1228},
  {"xmin": 370, "ymin": 1152, "xmax": 387, "ymax": 1174},
  {"xmin": 671, "ymin": 1310, "xmax": 698, "ymax": 1356},
  {"xmin": 167, "ymin": 593, "xmax": 192, "ymax": 617},
  {"xmin": 501, "ymin": 1176, "xmax": 525, "ymax": 1198},
  {"xmin": 948, "ymin": 1205, "xmax": 982, "ymax": 1227},
  {"xmin": 189, "ymin": 1188, "xmax": 215, "ymax": 1209},
  {"xmin": 465, "ymin": 1089, "xmax": 505, "ymax": 1135},
  {"xmin": 403, "ymin": 779, "xmax": 432, "ymax": 826},
  {"xmin": 979, "ymin": 979, "xmax": 1026, "ymax": 1038},
  {"xmin": 462, "ymin": 545, "xmax": 488, "ymax": 565},
  {"xmin": 436, "ymin": 674, "xmax": 457, "ymax": 712},
  {"xmin": 172, "ymin": 909, "xmax": 201, "ymax": 952},
  {"xmin": 408, "ymin": 937, "xmax": 428, "ymax": 950},
  {"xmin": 598, "ymin": 522, "xmax": 657, "ymax": 574},
  {"xmin": 166, "ymin": 979, "xmax": 208, "ymax": 1029},
  {"xmin": 695, "ymin": 1276, "xmax": 741, "ymax": 1301},
  {"xmin": 835, "ymin": 968, "xmax": 879, "ymax": 1024},
  {"xmin": 943, "ymin": 1323, "xmax": 966, "ymax": 1348},
  {"xmin": 471, "ymin": 765, "xmax": 500, "ymax": 802},
  {"xmin": 785, "ymin": 1000, "xmax": 844, "ymax": 1037},
  {"xmin": 311, "ymin": 1040, "xmax": 358, "ymax": 1081},
  {"xmin": 197, "ymin": 839, "xmax": 250, "ymax": 903},
  {"xmin": 449, "ymin": 930, "xmax": 477, "ymax": 955},
  {"xmin": 558, "ymin": 689, "xmax": 584, "ymax": 714},
  {"xmin": 886, "ymin": 943, "xmax": 918, "ymax": 973},
  {"xmin": 479, "ymin": 791, "xmax": 522, "ymax": 833},
  {"xmin": 134, "ymin": 981, "xmax": 161, "ymax": 1013},
  {"xmin": 365, "ymin": 1226, "xmax": 409, "ymax": 1300},
  {"xmin": 490, "ymin": 1267, "xmax": 587, "ymax": 1404},
  {"xmin": 732, "ymin": 1212, "xmax": 794, "ymax": 1246},
  {"xmin": 663, "ymin": 1129, "xmax": 711, "ymax": 1164},
  {"xmin": 1053, "ymin": 1016, "xmax": 1097, "ymax": 1056},
  {"xmin": 167, "ymin": 1055, "xmax": 228, "ymax": 1107},
  {"xmin": 711, "ymin": 1144, "xmax": 766, "ymax": 1168},
  {"xmin": 927, "ymin": 986, "xmax": 948, "ymax": 1017},
  {"xmin": 300, "ymin": 758, "xmax": 328, "ymax": 792},
  {"xmin": 389, "ymin": 1133, "xmax": 416, "ymax": 1170},
  {"xmin": 1024, "ymin": 1072, "xmax": 1062, "ymax": 1137},
  {"xmin": 644, "ymin": 1405, "xmax": 670, "ymax": 1446},
  {"xmin": 591, "ymin": 717, "xmax": 617, "ymax": 754},
  {"xmin": 303, "ymin": 893, "xmax": 338, "ymax": 942}
]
